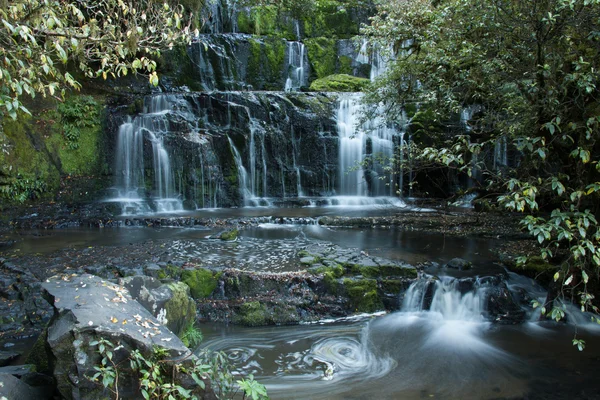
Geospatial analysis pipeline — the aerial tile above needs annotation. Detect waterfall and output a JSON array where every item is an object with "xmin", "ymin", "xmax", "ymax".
[
  {"xmin": 110, "ymin": 95, "xmax": 183, "ymax": 215},
  {"xmin": 285, "ymin": 41, "xmax": 307, "ymax": 92},
  {"xmin": 248, "ymin": 119, "xmax": 268, "ymax": 198},
  {"xmin": 369, "ymin": 44, "xmax": 388, "ymax": 82},
  {"xmin": 337, "ymin": 93, "xmax": 404, "ymax": 198},
  {"xmin": 402, "ymin": 277, "xmax": 488, "ymax": 321},
  {"xmin": 494, "ymin": 136, "xmax": 508, "ymax": 169},
  {"xmin": 191, "ymin": 34, "xmax": 243, "ymax": 91},
  {"xmin": 196, "ymin": 148, "xmax": 221, "ymax": 209},
  {"xmin": 291, "ymin": 126, "xmax": 304, "ymax": 197},
  {"xmin": 227, "ymin": 136, "xmax": 252, "ymax": 205},
  {"xmin": 337, "ymin": 94, "xmax": 366, "ymax": 196}
]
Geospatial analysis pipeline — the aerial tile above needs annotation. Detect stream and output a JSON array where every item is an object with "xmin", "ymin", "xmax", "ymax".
[{"xmin": 3, "ymin": 206, "xmax": 600, "ymax": 399}]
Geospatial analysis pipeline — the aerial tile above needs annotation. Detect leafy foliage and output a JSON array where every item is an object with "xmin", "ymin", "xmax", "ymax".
[
  {"xmin": 0, "ymin": 173, "xmax": 46, "ymax": 203},
  {"xmin": 57, "ymin": 95, "xmax": 99, "ymax": 149},
  {"xmin": 0, "ymin": 0, "xmax": 192, "ymax": 120},
  {"xmin": 180, "ymin": 322, "xmax": 203, "ymax": 349},
  {"xmin": 361, "ymin": 0, "xmax": 600, "ymax": 348},
  {"xmin": 89, "ymin": 337, "xmax": 268, "ymax": 399}
]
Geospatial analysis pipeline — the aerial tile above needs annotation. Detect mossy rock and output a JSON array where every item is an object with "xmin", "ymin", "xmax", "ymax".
[
  {"xmin": 235, "ymin": 301, "xmax": 270, "ymax": 327},
  {"xmin": 308, "ymin": 264, "xmax": 344, "ymax": 278},
  {"xmin": 342, "ymin": 278, "xmax": 383, "ymax": 313},
  {"xmin": 309, "ymin": 74, "xmax": 370, "ymax": 92},
  {"xmin": 219, "ymin": 229, "xmax": 239, "ymax": 241},
  {"xmin": 305, "ymin": 38, "xmax": 337, "ymax": 79},
  {"xmin": 181, "ymin": 269, "xmax": 219, "ymax": 299},
  {"xmin": 380, "ymin": 279, "xmax": 404, "ymax": 295},
  {"xmin": 165, "ymin": 282, "xmax": 197, "ymax": 337},
  {"xmin": 24, "ymin": 329, "xmax": 51, "ymax": 374},
  {"xmin": 346, "ymin": 264, "xmax": 418, "ymax": 279},
  {"xmin": 272, "ymin": 303, "xmax": 300, "ymax": 325},
  {"xmin": 157, "ymin": 264, "xmax": 183, "ymax": 280}
]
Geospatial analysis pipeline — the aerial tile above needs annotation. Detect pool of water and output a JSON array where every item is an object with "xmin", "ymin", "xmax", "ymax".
[{"xmin": 4, "ymin": 224, "xmax": 501, "ymax": 274}]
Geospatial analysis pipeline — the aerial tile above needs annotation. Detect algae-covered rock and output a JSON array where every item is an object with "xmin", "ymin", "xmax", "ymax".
[
  {"xmin": 121, "ymin": 276, "xmax": 196, "ymax": 337},
  {"xmin": 181, "ymin": 268, "xmax": 220, "ymax": 299},
  {"xmin": 309, "ymin": 74, "xmax": 370, "ymax": 92},
  {"xmin": 219, "ymin": 229, "xmax": 239, "ymax": 241},
  {"xmin": 234, "ymin": 301, "xmax": 270, "ymax": 327},
  {"xmin": 41, "ymin": 274, "xmax": 199, "ymax": 400},
  {"xmin": 342, "ymin": 278, "xmax": 383, "ymax": 313}
]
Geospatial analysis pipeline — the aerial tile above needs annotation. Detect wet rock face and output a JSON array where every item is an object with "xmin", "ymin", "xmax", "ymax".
[
  {"xmin": 103, "ymin": 91, "xmax": 339, "ymax": 210},
  {"xmin": 190, "ymin": 243, "xmax": 419, "ymax": 325},
  {"xmin": 0, "ymin": 259, "xmax": 53, "ymax": 340},
  {"xmin": 41, "ymin": 274, "xmax": 209, "ymax": 400},
  {"xmin": 120, "ymin": 276, "xmax": 196, "ymax": 337},
  {"xmin": 446, "ymin": 258, "xmax": 473, "ymax": 271}
]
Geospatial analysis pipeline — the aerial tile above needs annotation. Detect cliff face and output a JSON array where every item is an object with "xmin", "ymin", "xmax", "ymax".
[{"xmin": 2, "ymin": 0, "xmax": 403, "ymax": 211}]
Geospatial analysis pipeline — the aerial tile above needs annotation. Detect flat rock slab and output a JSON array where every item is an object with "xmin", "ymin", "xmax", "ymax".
[
  {"xmin": 42, "ymin": 274, "xmax": 192, "ymax": 400},
  {"xmin": 0, "ymin": 373, "xmax": 52, "ymax": 400},
  {"xmin": 42, "ymin": 274, "xmax": 190, "ymax": 356},
  {"xmin": 0, "ymin": 351, "xmax": 20, "ymax": 367}
]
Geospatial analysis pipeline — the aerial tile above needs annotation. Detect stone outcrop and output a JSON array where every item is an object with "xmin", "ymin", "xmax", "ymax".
[
  {"xmin": 120, "ymin": 276, "xmax": 197, "ymax": 337},
  {"xmin": 41, "ymin": 274, "xmax": 211, "ymax": 400}
]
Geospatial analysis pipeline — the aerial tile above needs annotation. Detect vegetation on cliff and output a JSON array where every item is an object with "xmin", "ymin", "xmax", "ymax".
[{"xmin": 361, "ymin": 0, "xmax": 600, "ymax": 345}]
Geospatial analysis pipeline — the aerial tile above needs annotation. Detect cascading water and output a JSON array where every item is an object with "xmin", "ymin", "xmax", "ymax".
[
  {"xmin": 291, "ymin": 126, "xmax": 304, "ymax": 197},
  {"xmin": 402, "ymin": 277, "xmax": 488, "ymax": 320},
  {"xmin": 248, "ymin": 118, "xmax": 269, "ymax": 200},
  {"xmin": 336, "ymin": 93, "xmax": 405, "ymax": 202},
  {"xmin": 109, "ymin": 95, "xmax": 183, "ymax": 215},
  {"xmin": 494, "ymin": 135, "xmax": 508, "ymax": 169},
  {"xmin": 227, "ymin": 136, "xmax": 252, "ymax": 205},
  {"xmin": 284, "ymin": 41, "xmax": 307, "ymax": 92},
  {"xmin": 337, "ymin": 94, "xmax": 366, "ymax": 196}
]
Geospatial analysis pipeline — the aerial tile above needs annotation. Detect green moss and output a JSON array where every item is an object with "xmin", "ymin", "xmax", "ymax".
[
  {"xmin": 338, "ymin": 56, "xmax": 353, "ymax": 75},
  {"xmin": 236, "ymin": 6, "xmax": 296, "ymax": 39},
  {"xmin": 157, "ymin": 264, "xmax": 182, "ymax": 280},
  {"xmin": 271, "ymin": 303, "xmax": 300, "ymax": 325},
  {"xmin": 165, "ymin": 282, "xmax": 197, "ymax": 336},
  {"xmin": 246, "ymin": 37, "xmax": 286, "ymax": 90},
  {"xmin": 25, "ymin": 329, "xmax": 51, "ymax": 374},
  {"xmin": 47, "ymin": 118, "xmax": 102, "ymax": 176},
  {"xmin": 379, "ymin": 265, "xmax": 419, "ymax": 278},
  {"xmin": 2, "ymin": 112, "xmax": 60, "ymax": 200},
  {"xmin": 345, "ymin": 264, "xmax": 418, "ymax": 279},
  {"xmin": 305, "ymin": 38, "xmax": 337, "ymax": 79},
  {"xmin": 308, "ymin": 264, "xmax": 344, "ymax": 277},
  {"xmin": 380, "ymin": 279, "xmax": 403, "ymax": 295},
  {"xmin": 342, "ymin": 278, "xmax": 382, "ymax": 313},
  {"xmin": 235, "ymin": 301, "xmax": 269, "ymax": 327},
  {"xmin": 521, "ymin": 256, "xmax": 556, "ymax": 274},
  {"xmin": 309, "ymin": 74, "xmax": 370, "ymax": 92},
  {"xmin": 219, "ymin": 229, "xmax": 239, "ymax": 241},
  {"xmin": 181, "ymin": 268, "xmax": 218, "ymax": 299}
]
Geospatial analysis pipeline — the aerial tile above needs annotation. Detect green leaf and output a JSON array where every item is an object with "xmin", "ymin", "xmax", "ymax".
[
  {"xmin": 564, "ymin": 275, "xmax": 574, "ymax": 286},
  {"xmin": 582, "ymin": 270, "xmax": 589, "ymax": 284}
]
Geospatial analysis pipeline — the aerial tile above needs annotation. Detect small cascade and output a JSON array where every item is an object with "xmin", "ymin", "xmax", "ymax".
[
  {"xmin": 191, "ymin": 34, "xmax": 245, "ymax": 91},
  {"xmin": 284, "ymin": 41, "xmax": 307, "ymax": 92},
  {"xmin": 195, "ymin": 148, "xmax": 221, "ymax": 209},
  {"xmin": 248, "ymin": 119, "xmax": 268, "ymax": 198},
  {"xmin": 337, "ymin": 94, "xmax": 366, "ymax": 196},
  {"xmin": 291, "ymin": 126, "xmax": 304, "ymax": 197},
  {"xmin": 369, "ymin": 44, "xmax": 389, "ymax": 82},
  {"xmin": 494, "ymin": 135, "xmax": 508, "ymax": 169},
  {"xmin": 402, "ymin": 277, "xmax": 488, "ymax": 321},
  {"xmin": 109, "ymin": 95, "xmax": 184, "ymax": 215},
  {"xmin": 227, "ymin": 136, "xmax": 252, "ymax": 205}
]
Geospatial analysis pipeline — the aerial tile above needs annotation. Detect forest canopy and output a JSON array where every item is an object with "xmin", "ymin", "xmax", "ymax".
[{"xmin": 361, "ymin": 0, "xmax": 600, "ymax": 336}]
